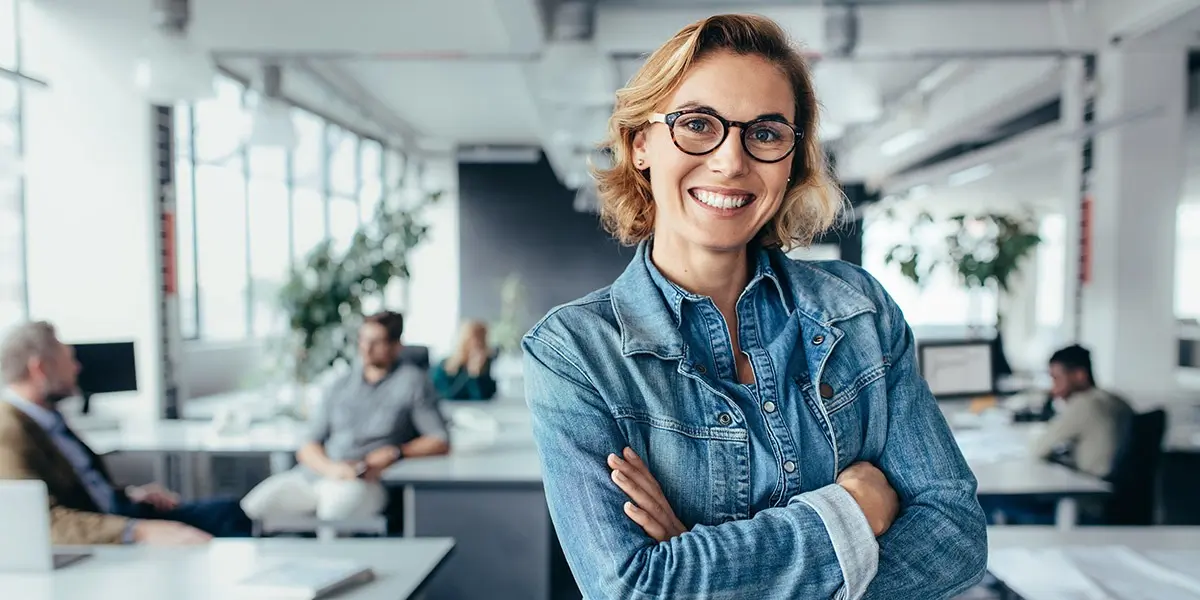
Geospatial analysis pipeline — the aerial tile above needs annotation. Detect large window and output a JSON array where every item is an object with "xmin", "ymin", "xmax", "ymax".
[
  {"xmin": 174, "ymin": 75, "xmax": 393, "ymax": 342},
  {"xmin": 1035, "ymin": 214, "xmax": 1066, "ymax": 327},
  {"xmin": 0, "ymin": 0, "xmax": 25, "ymax": 334},
  {"xmin": 1178, "ymin": 204, "xmax": 1200, "ymax": 320}
]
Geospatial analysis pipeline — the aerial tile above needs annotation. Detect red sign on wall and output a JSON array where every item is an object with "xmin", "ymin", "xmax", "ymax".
[{"xmin": 162, "ymin": 210, "xmax": 177, "ymax": 296}]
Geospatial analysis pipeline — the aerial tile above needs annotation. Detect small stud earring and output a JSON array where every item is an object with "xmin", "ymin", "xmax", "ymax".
[{"xmin": 636, "ymin": 158, "xmax": 645, "ymax": 168}]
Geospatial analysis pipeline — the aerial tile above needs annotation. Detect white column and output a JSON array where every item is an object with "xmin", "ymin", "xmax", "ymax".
[
  {"xmin": 1080, "ymin": 45, "xmax": 1188, "ymax": 405},
  {"xmin": 1058, "ymin": 56, "xmax": 1087, "ymax": 347}
]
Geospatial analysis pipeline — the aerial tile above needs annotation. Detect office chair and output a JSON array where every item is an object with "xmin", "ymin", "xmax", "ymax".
[
  {"xmin": 1103, "ymin": 409, "xmax": 1167, "ymax": 525},
  {"xmin": 397, "ymin": 345, "xmax": 431, "ymax": 370}
]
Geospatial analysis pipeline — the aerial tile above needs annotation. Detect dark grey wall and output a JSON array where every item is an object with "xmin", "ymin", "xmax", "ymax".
[
  {"xmin": 457, "ymin": 156, "xmax": 633, "ymax": 324},
  {"xmin": 457, "ymin": 156, "xmax": 871, "ymax": 324}
]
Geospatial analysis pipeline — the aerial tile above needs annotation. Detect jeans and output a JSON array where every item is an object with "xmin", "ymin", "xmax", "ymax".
[{"xmin": 114, "ymin": 495, "xmax": 253, "ymax": 537}]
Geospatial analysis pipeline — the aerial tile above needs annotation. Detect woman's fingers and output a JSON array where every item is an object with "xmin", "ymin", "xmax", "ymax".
[
  {"xmin": 622, "ymin": 448, "xmax": 668, "ymax": 496},
  {"xmin": 609, "ymin": 451, "xmax": 665, "ymax": 506},
  {"xmin": 623, "ymin": 501, "xmax": 669, "ymax": 542},
  {"xmin": 613, "ymin": 449, "xmax": 688, "ymax": 536}
]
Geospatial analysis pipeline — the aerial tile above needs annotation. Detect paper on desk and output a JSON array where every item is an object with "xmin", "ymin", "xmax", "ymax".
[
  {"xmin": 1062, "ymin": 546, "xmax": 1200, "ymax": 600},
  {"xmin": 991, "ymin": 547, "xmax": 1200, "ymax": 600},
  {"xmin": 988, "ymin": 548, "xmax": 1113, "ymax": 600}
]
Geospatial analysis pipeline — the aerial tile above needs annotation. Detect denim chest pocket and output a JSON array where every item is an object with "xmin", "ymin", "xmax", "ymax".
[
  {"xmin": 794, "ymin": 360, "xmax": 885, "ymax": 474},
  {"xmin": 610, "ymin": 406, "xmax": 750, "ymax": 528}
]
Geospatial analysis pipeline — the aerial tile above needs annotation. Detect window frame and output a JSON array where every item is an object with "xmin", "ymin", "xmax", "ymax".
[{"xmin": 172, "ymin": 71, "xmax": 397, "ymax": 342}]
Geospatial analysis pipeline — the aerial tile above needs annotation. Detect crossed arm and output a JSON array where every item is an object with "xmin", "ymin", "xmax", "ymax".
[{"xmin": 522, "ymin": 299, "xmax": 987, "ymax": 599}]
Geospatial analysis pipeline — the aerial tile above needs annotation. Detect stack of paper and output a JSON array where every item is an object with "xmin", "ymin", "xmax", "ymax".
[
  {"xmin": 989, "ymin": 546, "xmax": 1200, "ymax": 600},
  {"xmin": 235, "ymin": 558, "xmax": 375, "ymax": 599}
]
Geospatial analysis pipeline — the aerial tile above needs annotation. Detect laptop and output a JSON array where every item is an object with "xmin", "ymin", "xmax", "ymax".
[{"xmin": 0, "ymin": 480, "xmax": 92, "ymax": 571}]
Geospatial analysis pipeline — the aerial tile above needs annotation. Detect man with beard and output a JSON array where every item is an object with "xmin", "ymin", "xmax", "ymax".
[
  {"xmin": 0, "ymin": 321, "xmax": 251, "ymax": 544},
  {"xmin": 240, "ymin": 311, "xmax": 450, "ymax": 522}
]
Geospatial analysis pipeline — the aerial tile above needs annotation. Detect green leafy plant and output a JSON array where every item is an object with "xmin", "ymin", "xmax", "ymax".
[
  {"xmin": 490, "ymin": 273, "xmax": 529, "ymax": 356},
  {"xmin": 883, "ymin": 209, "xmax": 1042, "ymax": 324},
  {"xmin": 277, "ymin": 190, "xmax": 440, "ymax": 383}
]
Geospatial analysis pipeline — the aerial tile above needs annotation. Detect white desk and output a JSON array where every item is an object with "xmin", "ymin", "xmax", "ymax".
[
  {"xmin": 987, "ymin": 526, "xmax": 1200, "ymax": 600},
  {"xmin": 955, "ymin": 425, "xmax": 1111, "ymax": 527},
  {"xmin": 382, "ymin": 403, "xmax": 550, "ymax": 600},
  {"xmin": 0, "ymin": 538, "xmax": 454, "ymax": 600},
  {"xmin": 82, "ymin": 419, "xmax": 308, "ymax": 499}
]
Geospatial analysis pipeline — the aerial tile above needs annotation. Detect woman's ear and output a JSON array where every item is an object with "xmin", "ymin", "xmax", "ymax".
[{"xmin": 632, "ymin": 130, "xmax": 649, "ymax": 170}]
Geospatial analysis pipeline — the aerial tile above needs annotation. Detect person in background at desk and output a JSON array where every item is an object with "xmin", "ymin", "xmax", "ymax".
[
  {"xmin": 240, "ymin": 311, "xmax": 451, "ymax": 522},
  {"xmin": 982, "ymin": 345, "xmax": 1133, "ymax": 525},
  {"xmin": 1031, "ymin": 344, "xmax": 1133, "ymax": 479},
  {"xmin": 0, "ymin": 321, "xmax": 251, "ymax": 545},
  {"xmin": 430, "ymin": 320, "xmax": 497, "ymax": 401}
]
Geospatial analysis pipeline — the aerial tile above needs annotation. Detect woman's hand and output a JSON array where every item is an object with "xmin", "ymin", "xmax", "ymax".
[{"xmin": 608, "ymin": 447, "xmax": 687, "ymax": 542}]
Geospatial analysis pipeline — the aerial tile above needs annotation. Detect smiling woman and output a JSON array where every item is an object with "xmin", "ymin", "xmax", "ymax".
[{"xmin": 522, "ymin": 13, "xmax": 988, "ymax": 600}]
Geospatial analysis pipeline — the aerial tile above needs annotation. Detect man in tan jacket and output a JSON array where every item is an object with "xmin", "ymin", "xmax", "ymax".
[
  {"xmin": 1030, "ymin": 344, "xmax": 1134, "ymax": 479},
  {"xmin": 0, "ymin": 321, "xmax": 249, "ymax": 544}
]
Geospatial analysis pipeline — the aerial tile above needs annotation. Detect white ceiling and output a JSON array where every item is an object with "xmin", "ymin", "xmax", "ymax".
[{"xmin": 29, "ymin": 0, "xmax": 1200, "ymax": 194}]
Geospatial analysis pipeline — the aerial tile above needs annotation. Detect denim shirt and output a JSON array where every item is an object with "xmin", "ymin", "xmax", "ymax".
[{"xmin": 522, "ymin": 241, "xmax": 987, "ymax": 600}]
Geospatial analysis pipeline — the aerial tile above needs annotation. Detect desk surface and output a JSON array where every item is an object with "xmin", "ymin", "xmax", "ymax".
[
  {"xmin": 955, "ymin": 425, "xmax": 1111, "ymax": 497},
  {"xmin": 83, "ymin": 419, "xmax": 308, "ymax": 456},
  {"xmin": 0, "ymin": 538, "xmax": 454, "ymax": 600},
  {"xmin": 987, "ymin": 526, "xmax": 1200, "ymax": 600},
  {"xmin": 384, "ymin": 404, "xmax": 542, "ymax": 485},
  {"xmin": 988, "ymin": 525, "xmax": 1200, "ymax": 550}
]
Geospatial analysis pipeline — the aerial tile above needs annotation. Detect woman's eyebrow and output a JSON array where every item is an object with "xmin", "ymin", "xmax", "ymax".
[{"xmin": 671, "ymin": 101, "xmax": 791, "ymax": 121}]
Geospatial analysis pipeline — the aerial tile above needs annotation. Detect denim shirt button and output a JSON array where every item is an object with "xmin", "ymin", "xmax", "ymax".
[
  {"xmin": 783, "ymin": 460, "xmax": 796, "ymax": 473},
  {"xmin": 694, "ymin": 363, "xmax": 707, "ymax": 375},
  {"xmin": 717, "ymin": 413, "xmax": 733, "ymax": 426},
  {"xmin": 819, "ymin": 383, "xmax": 835, "ymax": 399},
  {"xmin": 811, "ymin": 334, "xmax": 825, "ymax": 345},
  {"xmin": 762, "ymin": 401, "xmax": 777, "ymax": 413}
]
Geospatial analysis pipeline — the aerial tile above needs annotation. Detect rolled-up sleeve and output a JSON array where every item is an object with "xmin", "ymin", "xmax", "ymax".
[
  {"xmin": 306, "ymin": 384, "xmax": 335, "ymax": 445},
  {"xmin": 409, "ymin": 377, "xmax": 450, "ymax": 442},
  {"xmin": 861, "ymin": 275, "xmax": 989, "ymax": 599}
]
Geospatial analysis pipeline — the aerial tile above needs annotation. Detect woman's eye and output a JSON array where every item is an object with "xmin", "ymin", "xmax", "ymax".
[{"xmin": 752, "ymin": 128, "xmax": 780, "ymax": 142}]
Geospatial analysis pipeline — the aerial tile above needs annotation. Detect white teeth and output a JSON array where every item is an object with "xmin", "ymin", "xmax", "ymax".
[{"xmin": 693, "ymin": 189, "xmax": 751, "ymax": 209}]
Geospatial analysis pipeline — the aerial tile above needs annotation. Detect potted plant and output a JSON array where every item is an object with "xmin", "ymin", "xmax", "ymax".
[
  {"xmin": 488, "ymin": 273, "xmax": 530, "ymax": 398},
  {"xmin": 273, "ymin": 189, "xmax": 440, "ymax": 415},
  {"xmin": 883, "ymin": 209, "xmax": 1041, "ymax": 372}
]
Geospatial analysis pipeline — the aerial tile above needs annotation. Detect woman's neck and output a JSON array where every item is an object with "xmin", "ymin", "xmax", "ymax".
[{"xmin": 650, "ymin": 236, "xmax": 751, "ymax": 315}]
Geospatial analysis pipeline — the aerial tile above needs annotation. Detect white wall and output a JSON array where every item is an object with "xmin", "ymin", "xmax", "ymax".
[
  {"xmin": 403, "ymin": 154, "xmax": 460, "ymax": 360},
  {"xmin": 20, "ymin": 1, "xmax": 161, "ymax": 419}
]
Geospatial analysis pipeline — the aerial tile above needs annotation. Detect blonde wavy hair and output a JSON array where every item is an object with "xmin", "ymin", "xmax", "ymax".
[{"xmin": 594, "ymin": 14, "xmax": 843, "ymax": 250}]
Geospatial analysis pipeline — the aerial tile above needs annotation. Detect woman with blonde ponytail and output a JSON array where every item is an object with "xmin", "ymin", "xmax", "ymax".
[{"xmin": 431, "ymin": 320, "xmax": 497, "ymax": 400}]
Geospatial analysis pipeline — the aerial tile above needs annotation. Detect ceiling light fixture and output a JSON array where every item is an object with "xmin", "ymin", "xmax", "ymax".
[
  {"xmin": 247, "ymin": 64, "xmax": 296, "ymax": 149},
  {"xmin": 947, "ymin": 163, "xmax": 994, "ymax": 187},
  {"xmin": 880, "ymin": 129, "xmax": 928, "ymax": 156},
  {"xmin": 133, "ymin": 0, "xmax": 216, "ymax": 103}
]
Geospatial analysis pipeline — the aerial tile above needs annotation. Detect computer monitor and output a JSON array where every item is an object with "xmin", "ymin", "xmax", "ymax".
[
  {"xmin": 71, "ymin": 341, "xmax": 137, "ymax": 414},
  {"xmin": 917, "ymin": 339, "xmax": 995, "ymax": 399}
]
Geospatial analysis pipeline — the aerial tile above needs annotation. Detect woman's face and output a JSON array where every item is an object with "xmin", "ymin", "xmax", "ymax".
[{"xmin": 634, "ymin": 50, "xmax": 796, "ymax": 254}]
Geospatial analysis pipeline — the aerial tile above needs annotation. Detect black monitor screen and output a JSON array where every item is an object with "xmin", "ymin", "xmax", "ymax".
[{"xmin": 72, "ymin": 342, "xmax": 138, "ymax": 396}]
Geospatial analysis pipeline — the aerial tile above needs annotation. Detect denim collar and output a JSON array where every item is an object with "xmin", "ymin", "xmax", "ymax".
[
  {"xmin": 611, "ymin": 240, "xmax": 876, "ymax": 358},
  {"xmin": 641, "ymin": 239, "xmax": 792, "ymax": 324}
]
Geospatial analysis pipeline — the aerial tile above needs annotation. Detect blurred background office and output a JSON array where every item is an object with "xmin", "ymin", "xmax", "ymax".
[{"xmin": 1, "ymin": 0, "xmax": 1199, "ymax": 599}]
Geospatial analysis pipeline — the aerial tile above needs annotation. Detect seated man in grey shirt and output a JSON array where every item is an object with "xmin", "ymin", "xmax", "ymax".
[{"xmin": 241, "ymin": 311, "xmax": 450, "ymax": 521}]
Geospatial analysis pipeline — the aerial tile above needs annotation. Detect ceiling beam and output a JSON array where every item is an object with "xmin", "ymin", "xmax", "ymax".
[
  {"xmin": 838, "ymin": 58, "xmax": 1063, "ymax": 185},
  {"xmin": 1089, "ymin": 0, "xmax": 1200, "ymax": 42},
  {"xmin": 593, "ymin": 3, "xmax": 1098, "ymax": 57}
]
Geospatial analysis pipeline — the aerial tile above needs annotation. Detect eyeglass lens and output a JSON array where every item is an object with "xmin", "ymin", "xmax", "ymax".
[{"xmin": 671, "ymin": 112, "xmax": 795, "ymax": 162}]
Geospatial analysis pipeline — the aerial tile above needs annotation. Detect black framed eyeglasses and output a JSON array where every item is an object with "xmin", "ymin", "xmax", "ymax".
[{"xmin": 648, "ymin": 109, "xmax": 803, "ymax": 164}]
